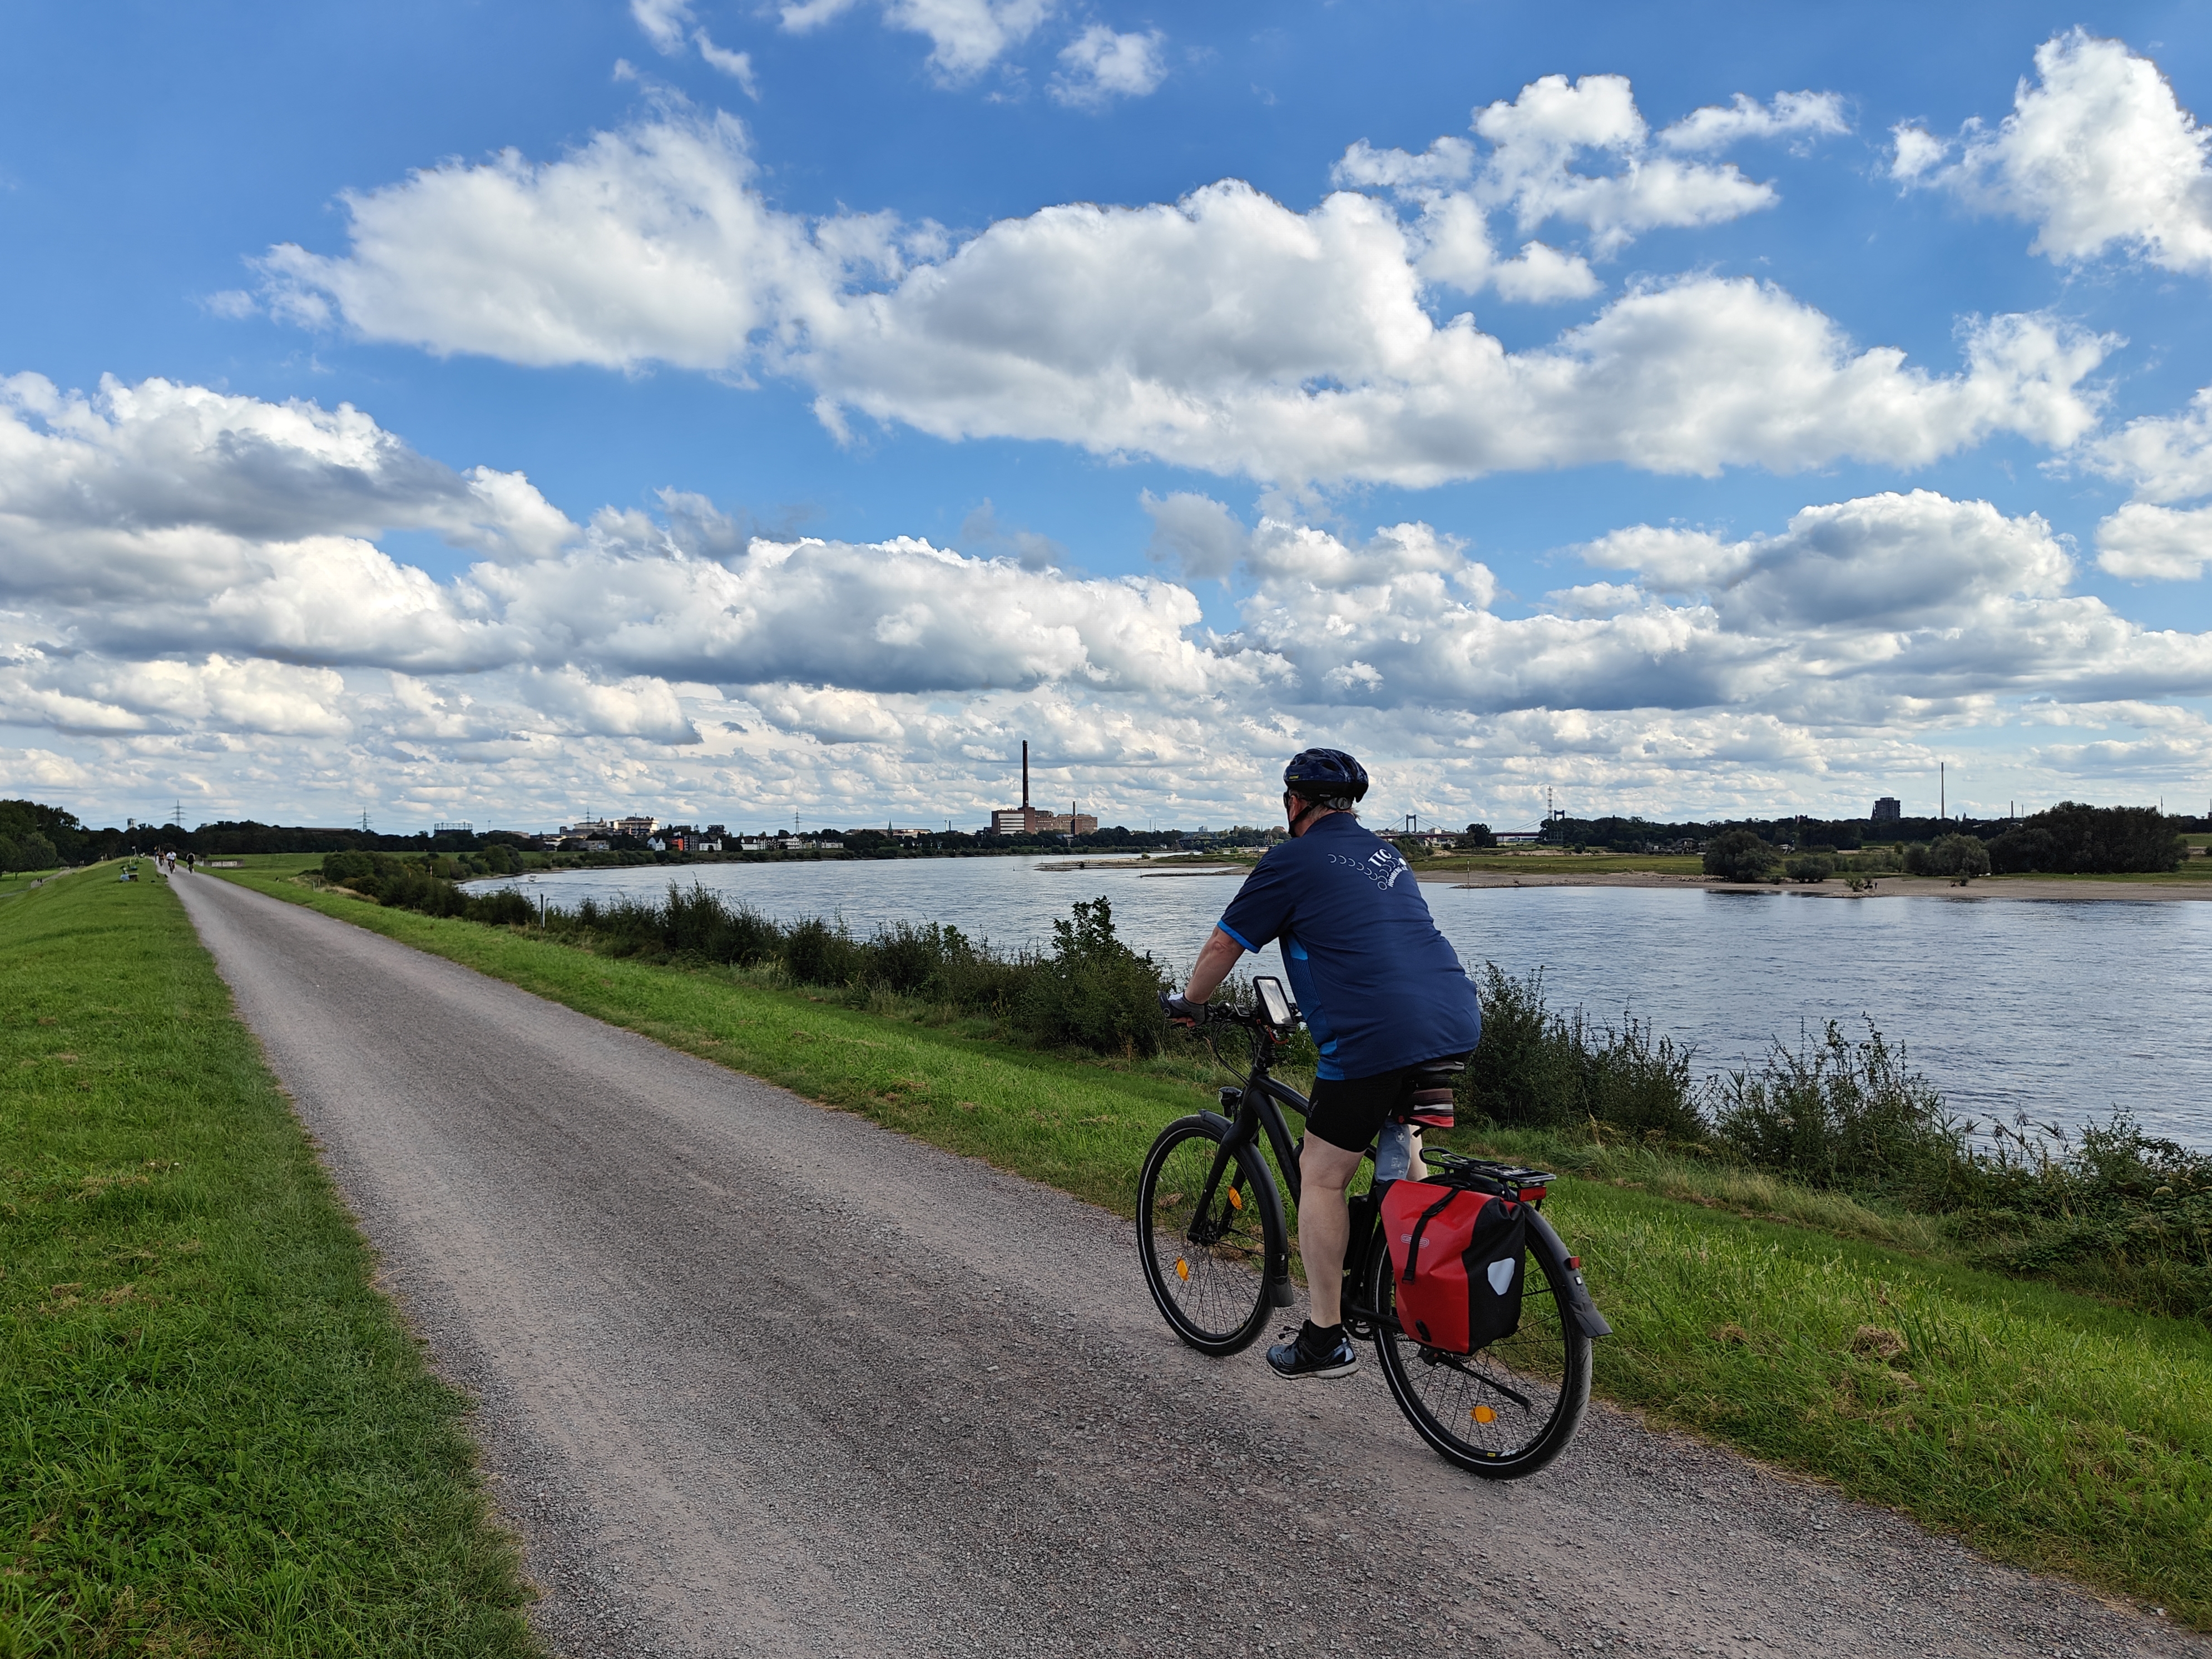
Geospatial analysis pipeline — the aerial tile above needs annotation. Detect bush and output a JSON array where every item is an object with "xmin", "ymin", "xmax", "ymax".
[
  {"xmin": 782, "ymin": 917, "xmax": 869, "ymax": 987},
  {"xmin": 864, "ymin": 919, "xmax": 957, "ymax": 994},
  {"xmin": 926, "ymin": 928, "xmax": 1029, "ymax": 1014},
  {"xmin": 320, "ymin": 850, "xmax": 377, "ymax": 884},
  {"xmin": 1903, "ymin": 833, "xmax": 1991, "ymax": 880},
  {"xmin": 1708, "ymin": 1019, "xmax": 1961, "ymax": 1193},
  {"xmin": 1016, "ymin": 898, "xmax": 1169, "ymax": 1057},
  {"xmin": 1459, "ymin": 823, "xmax": 1498, "ymax": 849},
  {"xmin": 468, "ymin": 889, "xmax": 535, "ymax": 927},
  {"xmin": 1784, "ymin": 853, "xmax": 1833, "ymax": 883},
  {"xmin": 526, "ymin": 884, "xmax": 1163, "ymax": 1057},
  {"xmin": 1461, "ymin": 966, "xmax": 1705, "ymax": 1141},
  {"xmin": 1703, "ymin": 829, "xmax": 1776, "ymax": 882}
]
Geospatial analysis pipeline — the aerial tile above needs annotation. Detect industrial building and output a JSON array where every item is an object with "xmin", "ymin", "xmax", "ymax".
[{"xmin": 990, "ymin": 741, "xmax": 1095, "ymax": 835}]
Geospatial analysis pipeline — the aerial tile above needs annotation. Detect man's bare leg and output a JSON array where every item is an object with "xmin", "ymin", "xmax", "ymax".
[{"xmin": 1297, "ymin": 1137, "xmax": 1364, "ymax": 1328}]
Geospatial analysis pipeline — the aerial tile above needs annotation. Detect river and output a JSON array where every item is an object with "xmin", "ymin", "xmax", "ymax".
[{"xmin": 470, "ymin": 856, "xmax": 2210, "ymax": 1147}]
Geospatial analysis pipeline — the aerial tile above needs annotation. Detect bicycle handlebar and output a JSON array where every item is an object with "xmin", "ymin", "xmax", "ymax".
[{"xmin": 1160, "ymin": 989, "xmax": 1291, "ymax": 1034}]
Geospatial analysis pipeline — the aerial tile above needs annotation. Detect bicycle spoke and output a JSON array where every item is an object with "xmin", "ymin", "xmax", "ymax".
[{"xmin": 1419, "ymin": 1351, "xmax": 1536, "ymax": 1412}]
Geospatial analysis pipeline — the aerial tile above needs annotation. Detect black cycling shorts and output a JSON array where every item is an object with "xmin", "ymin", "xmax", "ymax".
[{"xmin": 1303, "ymin": 1054, "xmax": 1468, "ymax": 1154}]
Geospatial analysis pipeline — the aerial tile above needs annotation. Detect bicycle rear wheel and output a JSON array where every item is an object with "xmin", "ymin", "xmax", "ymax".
[
  {"xmin": 1136, "ymin": 1115, "xmax": 1282, "ymax": 1354},
  {"xmin": 1368, "ymin": 1229, "xmax": 1591, "ymax": 1477}
]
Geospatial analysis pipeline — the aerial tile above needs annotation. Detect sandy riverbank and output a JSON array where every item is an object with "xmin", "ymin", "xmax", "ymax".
[{"xmin": 1421, "ymin": 869, "xmax": 2212, "ymax": 902}]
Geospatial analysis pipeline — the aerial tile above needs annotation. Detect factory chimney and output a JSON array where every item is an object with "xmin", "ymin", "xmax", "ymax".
[{"xmin": 1022, "ymin": 741, "xmax": 1030, "ymax": 810}]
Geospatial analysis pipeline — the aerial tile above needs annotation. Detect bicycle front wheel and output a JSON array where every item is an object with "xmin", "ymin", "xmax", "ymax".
[
  {"xmin": 1136, "ymin": 1115, "xmax": 1282, "ymax": 1354},
  {"xmin": 1368, "ymin": 1227, "xmax": 1591, "ymax": 1478}
]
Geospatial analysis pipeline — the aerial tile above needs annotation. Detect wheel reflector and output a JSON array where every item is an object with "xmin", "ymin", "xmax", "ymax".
[
  {"xmin": 1176, "ymin": 1257, "xmax": 1190, "ymax": 1281},
  {"xmin": 1471, "ymin": 1405, "xmax": 1497, "ymax": 1424},
  {"xmin": 1227, "ymin": 1187, "xmax": 1244, "ymax": 1210}
]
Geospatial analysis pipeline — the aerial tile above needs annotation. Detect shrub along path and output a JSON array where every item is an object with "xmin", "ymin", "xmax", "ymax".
[
  {"xmin": 197, "ymin": 860, "xmax": 2212, "ymax": 1640},
  {"xmin": 0, "ymin": 868, "xmax": 539, "ymax": 1655}
]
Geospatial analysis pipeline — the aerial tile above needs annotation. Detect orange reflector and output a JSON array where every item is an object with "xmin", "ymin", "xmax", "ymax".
[
  {"xmin": 1471, "ymin": 1405, "xmax": 1497, "ymax": 1424},
  {"xmin": 1175, "ymin": 1258, "xmax": 1190, "ymax": 1281},
  {"xmin": 1226, "ymin": 1187, "xmax": 1244, "ymax": 1210}
]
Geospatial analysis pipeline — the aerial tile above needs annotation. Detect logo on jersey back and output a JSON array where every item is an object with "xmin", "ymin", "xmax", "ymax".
[{"xmin": 1327, "ymin": 845, "xmax": 1409, "ymax": 890}]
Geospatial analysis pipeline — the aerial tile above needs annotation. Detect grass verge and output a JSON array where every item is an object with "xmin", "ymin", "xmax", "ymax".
[
  {"xmin": 211, "ymin": 859, "xmax": 2211, "ymax": 1628},
  {"xmin": 2, "ymin": 868, "xmax": 540, "ymax": 1656}
]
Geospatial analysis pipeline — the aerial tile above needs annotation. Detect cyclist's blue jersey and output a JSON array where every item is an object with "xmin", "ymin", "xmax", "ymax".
[{"xmin": 1214, "ymin": 814, "xmax": 1481, "ymax": 1081}]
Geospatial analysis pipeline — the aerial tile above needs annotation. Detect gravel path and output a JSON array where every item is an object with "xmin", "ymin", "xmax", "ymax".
[{"xmin": 175, "ymin": 874, "xmax": 2199, "ymax": 1659}]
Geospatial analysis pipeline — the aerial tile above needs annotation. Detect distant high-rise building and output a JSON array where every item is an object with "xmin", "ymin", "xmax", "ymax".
[{"xmin": 1870, "ymin": 796, "xmax": 1902, "ymax": 823}]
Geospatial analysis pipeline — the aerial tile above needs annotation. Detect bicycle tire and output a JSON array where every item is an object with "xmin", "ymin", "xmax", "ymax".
[
  {"xmin": 1136, "ymin": 1115, "xmax": 1283, "ymax": 1354},
  {"xmin": 1368, "ymin": 1224, "xmax": 1592, "ymax": 1478}
]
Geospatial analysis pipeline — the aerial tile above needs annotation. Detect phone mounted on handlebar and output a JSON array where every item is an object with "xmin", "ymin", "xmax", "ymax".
[{"xmin": 1251, "ymin": 975, "xmax": 1294, "ymax": 1030}]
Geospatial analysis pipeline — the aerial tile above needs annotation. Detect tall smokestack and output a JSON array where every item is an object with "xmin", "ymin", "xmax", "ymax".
[{"xmin": 1022, "ymin": 741, "xmax": 1030, "ymax": 809}]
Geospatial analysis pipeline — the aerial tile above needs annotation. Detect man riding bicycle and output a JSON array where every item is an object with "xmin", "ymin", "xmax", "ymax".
[{"xmin": 1164, "ymin": 749, "xmax": 1482, "ymax": 1380}]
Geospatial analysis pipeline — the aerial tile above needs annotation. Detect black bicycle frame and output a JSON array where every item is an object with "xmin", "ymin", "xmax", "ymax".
[{"xmin": 1188, "ymin": 1018, "xmax": 1382, "ymax": 1317}]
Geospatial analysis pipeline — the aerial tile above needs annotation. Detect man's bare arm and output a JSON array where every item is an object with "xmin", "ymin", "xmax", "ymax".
[{"xmin": 1181, "ymin": 927, "xmax": 1247, "ymax": 1004}]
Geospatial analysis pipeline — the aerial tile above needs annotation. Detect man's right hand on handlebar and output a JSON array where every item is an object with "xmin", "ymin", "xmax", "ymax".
[{"xmin": 1159, "ymin": 991, "xmax": 1204, "ymax": 1026}]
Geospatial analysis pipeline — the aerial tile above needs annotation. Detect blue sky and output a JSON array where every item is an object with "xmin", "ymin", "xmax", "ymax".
[{"xmin": 4, "ymin": 2, "xmax": 2212, "ymax": 831}]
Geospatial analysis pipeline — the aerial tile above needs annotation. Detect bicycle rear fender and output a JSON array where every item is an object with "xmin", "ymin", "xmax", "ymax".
[
  {"xmin": 1201, "ymin": 1110, "xmax": 1295, "ymax": 1308},
  {"xmin": 1525, "ymin": 1207, "xmax": 1612, "ymax": 1339}
]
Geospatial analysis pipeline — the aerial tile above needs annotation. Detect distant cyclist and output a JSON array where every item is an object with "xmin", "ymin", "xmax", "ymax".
[{"xmin": 1164, "ymin": 749, "xmax": 1482, "ymax": 1379}]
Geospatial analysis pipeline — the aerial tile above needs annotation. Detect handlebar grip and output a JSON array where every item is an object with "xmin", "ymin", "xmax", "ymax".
[{"xmin": 1159, "ymin": 991, "xmax": 1204, "ymax": 1024}]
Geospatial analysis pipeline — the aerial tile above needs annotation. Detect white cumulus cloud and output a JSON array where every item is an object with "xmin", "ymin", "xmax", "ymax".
[
  {"xmin": 2082, "ymin": 386, "xmax": 2212, "ymax": 503},
  {"xmin": 255, "ymin": 114, "xmax": 856, "ymax": 373},
  {"xmin": 1342, "ymin": 71, "xmax": 1845, "ymax": 276},
  {"xmin": 1893, "ymin": 30, "xmax": 2212, "ymax": 276},
  {"xmin": 2078, "ymin": 385, "xmax": 2212, "ymax": 580},
  {"xmin": 253, "ymin": 105, "xmax": 2107, "ymax": 488},
  {"xmin": 779, "ymin": 0, "xmax": 1052, "ymax": 82},
  {"xmin": 2097, "ymin": 502, "xmax": 2212, "ymax": 581},
  {"xmin": 803, "ymin": 191, "xmax": 2108, "ymax": 483},
  {"xmin": 1657, "ymin": 90, "xmax": 1850, "ymax": 153},
  {"xmin": 1051, "ymin": 25, "xmax": 1166, "ymax": 108}
]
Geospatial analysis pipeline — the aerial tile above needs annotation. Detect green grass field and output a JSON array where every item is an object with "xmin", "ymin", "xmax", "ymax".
[
  {"xmin": 1, "ymin": 868, "xmax": 541, "ymax": 1657},
  {"xmin": 0, "ymin": 869, "xmax": 63, "ymax": 906},
  {"xmin": 206, "ymin": 856, "xmax": 2212, "ymax": 1626}
]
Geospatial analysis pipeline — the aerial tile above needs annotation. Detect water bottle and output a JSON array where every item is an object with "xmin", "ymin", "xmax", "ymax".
[{"xmin": 1374, "ymin": 1120, "xmax": 1416, "ymax": 1183}]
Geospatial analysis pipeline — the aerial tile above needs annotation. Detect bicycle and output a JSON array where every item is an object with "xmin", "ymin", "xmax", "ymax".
[{"xmin": 1136, "ymin": 977, "xmax": 1610, "ymax": 1478}]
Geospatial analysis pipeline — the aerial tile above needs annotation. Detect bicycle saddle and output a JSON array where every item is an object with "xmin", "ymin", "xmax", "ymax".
[{"xmin": 1397, "ymin": 1058, "xmax": 1465, "ymax": 1131}]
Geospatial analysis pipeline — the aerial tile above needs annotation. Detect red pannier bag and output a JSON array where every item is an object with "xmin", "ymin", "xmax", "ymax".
[{"xmin": 1380, "ymin": 1180, "xmax": 1528, "ymax": 1354}]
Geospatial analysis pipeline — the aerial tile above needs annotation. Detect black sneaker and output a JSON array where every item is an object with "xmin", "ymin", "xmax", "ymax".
[{"xmin": 1267, "ymin": 1320, "xmax": 1359, "ymax": 1379}]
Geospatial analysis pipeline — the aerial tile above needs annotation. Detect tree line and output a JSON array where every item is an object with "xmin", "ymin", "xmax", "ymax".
[
  {"xmin": 1699, "ymin": 803, "xmax": 2187, "ymax": 880},
  {"xmin": 0, "ymin": 797, "xmax": 1260, "ymax": 865}
]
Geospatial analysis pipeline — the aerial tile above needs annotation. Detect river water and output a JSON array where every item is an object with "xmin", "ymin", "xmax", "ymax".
[{"xmin": 472, "ymin": 857, "xmax": 2210, "ymax": 1147}]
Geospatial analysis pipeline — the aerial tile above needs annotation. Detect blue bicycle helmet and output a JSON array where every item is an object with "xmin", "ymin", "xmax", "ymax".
[{"xmin": 1283, "ymin": 747, "xmax": 1369, "ymax": 807}]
